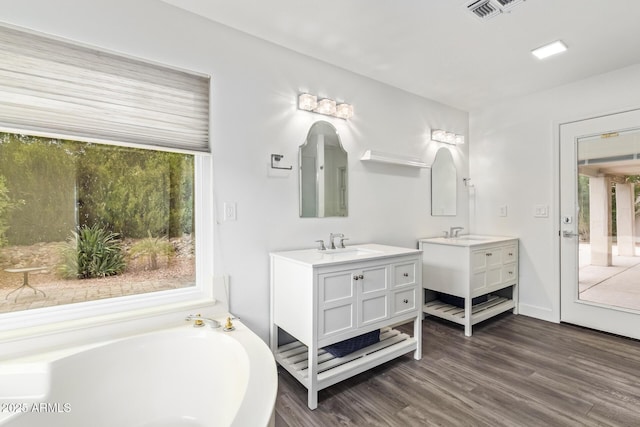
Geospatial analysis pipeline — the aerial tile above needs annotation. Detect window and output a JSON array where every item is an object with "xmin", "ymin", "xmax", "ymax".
[
  {"xmin": 0, "ymin": 25, "xmax": 211, "ymax": 327},
  {"xmin": 0, "ymin": 132, "xmax": 199, "ymax": 314}
]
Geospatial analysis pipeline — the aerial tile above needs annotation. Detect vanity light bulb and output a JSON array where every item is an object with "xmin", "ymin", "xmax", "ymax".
[
  {"xmin": 315, "ymin": 98, "xmax": 337, "ymax": 116},
  {"xmin": 431, "ymin": 129, "xmax": 446, "ymax": 142},
  {"xmin": 444, "ymin": 132, "xmax": 456, "ymax": 144},
  {"xmin": 454, "ymin": 134, "xmax": 465, "ymax": 144},
  {"xmin": 335, "ymin": 103, "xmax": 354, "ymax": 119},
  {"xmin": 298, "ymin": 93, "xmax": 318, "ymax": 111}
]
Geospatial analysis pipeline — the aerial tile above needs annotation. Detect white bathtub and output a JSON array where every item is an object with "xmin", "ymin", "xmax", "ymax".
[{"xmin": 0, "ymin": 319, "xmax": 277, "ymax": 427}]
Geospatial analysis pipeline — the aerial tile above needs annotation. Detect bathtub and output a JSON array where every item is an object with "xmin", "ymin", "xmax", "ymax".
[{"xmin": 0, "ymin": 318, "xmax": 277, "ymax": 427}]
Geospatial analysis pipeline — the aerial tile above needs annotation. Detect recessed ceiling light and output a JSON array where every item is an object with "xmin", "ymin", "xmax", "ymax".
[{"xmin": 531, "ymin": 40, "xmax": 567, "ymax": 60}]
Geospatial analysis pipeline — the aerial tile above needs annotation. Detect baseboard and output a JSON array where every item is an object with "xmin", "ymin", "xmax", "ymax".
[{"xmin": 517, "ymin": 303, "xmax": 559, "ymax": 323}]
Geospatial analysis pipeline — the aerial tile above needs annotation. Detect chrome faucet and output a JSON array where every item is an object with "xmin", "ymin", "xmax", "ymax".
[
  {"xmin": 329, "ymin": 233, "xmax": 344, "ymax": 249},
  {"xmin": 449, "ymin": 227, "xmax": 464, "ymax": 237},
  {"xmin": 185, "ymin": 314, "xmax": 221, "ymax": 328}
]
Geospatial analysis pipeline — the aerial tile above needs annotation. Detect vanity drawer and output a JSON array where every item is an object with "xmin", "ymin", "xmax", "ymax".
[
  {"xmin": 502, "ymin": 264, "xmax": 518, "ymax": 284},
  {"xmin": 392, "ymin": 261, "xmax": 418, "ymax": 288},
  {"xmin": 502, "ymin": 245, "xmax": 518, "ymax": 263},
  {"xmin": 392, "ymin": 287, "xmax": 417, "ymax": 316}
]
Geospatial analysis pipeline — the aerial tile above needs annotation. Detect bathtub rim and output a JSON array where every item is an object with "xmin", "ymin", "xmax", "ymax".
[{"xmin": 0, "ymin": 316, "xmax": 277, "ymax": 427}]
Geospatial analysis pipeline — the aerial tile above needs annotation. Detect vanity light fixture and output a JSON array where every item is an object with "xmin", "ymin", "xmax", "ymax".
[
  {"xmin": 298, "ymin": 93, "xmax": 354, "ymax": 120},
  {"xmin": 531, "ymin": 40, "xmax": 567, "ymax": 60},
  {"xmin": 431, "ymin": 129, "xmax": 465, "ymax": 145}
]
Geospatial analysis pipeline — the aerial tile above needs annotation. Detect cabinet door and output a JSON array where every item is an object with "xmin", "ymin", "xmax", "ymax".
[
  {"xmin": 357, "ymin": 264, "xmax": 389, "ymax": 327},
  {"xmin": 318, "ymin": 270, "xmax": 356, "ymax": 338},
  {"xmin": 471, "ymin": 247, "xmax": 503, "ymax": 292}
]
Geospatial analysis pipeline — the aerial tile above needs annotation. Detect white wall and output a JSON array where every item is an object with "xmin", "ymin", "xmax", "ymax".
[
  {"xmin": 470, "ymin": 64, "xmax": 640, "ymax": 322},
  {"xmin": 0, "ymin": 0, "xmax": 469, "ymax": 341}
]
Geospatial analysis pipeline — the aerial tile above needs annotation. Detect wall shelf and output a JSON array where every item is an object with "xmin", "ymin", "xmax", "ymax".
[{"xmin": 360, "ymin": 150, "xmax": 428, "ymax": 168}]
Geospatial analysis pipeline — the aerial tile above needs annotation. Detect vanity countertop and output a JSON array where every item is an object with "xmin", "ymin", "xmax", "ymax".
[
  {"xmin": 270, "ymin": 243, "xmax": 421, "ymax": 267},
  {"xmin": 419, "ymin": 235, "xmax": 517, "ymax": 247}
]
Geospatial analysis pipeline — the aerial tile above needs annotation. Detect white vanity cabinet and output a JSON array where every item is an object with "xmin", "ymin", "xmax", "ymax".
[
  {"xmin": 270, "ymin": 244, "xmax": 422, "ymax": 409},
  {"xmin": 419, "ymin": 236, "xmax": 518, "ymax": 336}
]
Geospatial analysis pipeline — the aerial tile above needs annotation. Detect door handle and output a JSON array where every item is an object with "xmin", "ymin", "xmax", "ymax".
[{"xmin": 562, "ymin": 230, "xmax": 579, "ymax": 238}]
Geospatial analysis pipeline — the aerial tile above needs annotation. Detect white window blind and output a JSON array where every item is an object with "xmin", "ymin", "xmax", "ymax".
[{"xmin": 0, "ymin": 25, "xmax": 210, "ymax": 152}]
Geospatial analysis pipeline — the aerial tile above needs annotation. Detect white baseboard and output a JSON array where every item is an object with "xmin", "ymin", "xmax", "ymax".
[{"xmin": 517, "ymin": 303, "xmax": 559, "ymax": 323}]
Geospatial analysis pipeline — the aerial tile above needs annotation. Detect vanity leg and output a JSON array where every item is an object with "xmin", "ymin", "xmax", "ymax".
[
  {"xmin": 464, "ymin": 296, "xmax": 472, "ymax": 337},
  {"xmin": 307, "ymin": 344, "xmax": 318, "ymax": 409},
  {"xmin": 413, "ymin": 313, "xmax": 422, "ymax": 360}
]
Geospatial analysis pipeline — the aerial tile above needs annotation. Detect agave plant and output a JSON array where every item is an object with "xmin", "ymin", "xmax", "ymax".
[
  {"xmin": 58, "ymin": 224, "xmax": 126, "ymax": 279},
  {"xmin": 129, "ymin": 231, "xmax": 175, "ymax": 270}
]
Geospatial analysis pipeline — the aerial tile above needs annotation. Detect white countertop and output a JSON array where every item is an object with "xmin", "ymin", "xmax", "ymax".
[
  {"xmin": 270, "ymin": 243, "xmax": 421, "ymax": 266},
  {"xmin": 418, "ymin": 235, "xmax": 518, "ymax": 247}
]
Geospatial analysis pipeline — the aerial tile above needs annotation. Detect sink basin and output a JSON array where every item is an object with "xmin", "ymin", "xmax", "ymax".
[
  {"xmin": 452, "ymin": 236, "xmax": 493, "ymax": 241},
  {"xmin": 318, "ymin": 247, "xmax": 383, "ymax": 258}
]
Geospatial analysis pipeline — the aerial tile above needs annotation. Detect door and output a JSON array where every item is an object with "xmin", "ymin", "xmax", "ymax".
[{"xmin": 560, "ymin": 108, "xmax": 640, "ymax": 339}]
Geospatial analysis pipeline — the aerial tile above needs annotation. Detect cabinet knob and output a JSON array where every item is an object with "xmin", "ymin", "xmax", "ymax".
[
  {"xmin": 353, "ymin": 274, "xmax": 364, "ymax": 280},
  {"xmin": 403, "ymin": 273, "xmax": 409, "ymax": 277},
  {"xmin": 486, "ymin": 253, "xmax": 493, "ymax": 257},
  {"xmin": 353, "ymin": 275, "xmax": 359, "ymax": 281},
  {"xmin": 403, "ymin": 299, "xmax": 409, "ymax": 304},
  {"xmin": 358, "ymin": 274, "xmax": 364, "ymax": 280},
  {"xmin": 508, "ymin": 252, "xmax": 513, "ymax": 256}
]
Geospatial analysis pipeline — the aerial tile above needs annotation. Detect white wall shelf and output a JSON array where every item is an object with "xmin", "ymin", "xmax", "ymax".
[{"xmin": 360, "ymin": 150, "xmax": 428, "ymax": 168}]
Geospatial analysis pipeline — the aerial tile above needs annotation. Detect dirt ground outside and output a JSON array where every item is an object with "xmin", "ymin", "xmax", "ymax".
[{"xmin": 0, "ymin": 237, "xmax": 195, "ymax": 314}]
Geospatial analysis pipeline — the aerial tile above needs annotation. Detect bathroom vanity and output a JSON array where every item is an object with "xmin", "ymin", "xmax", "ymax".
[
  {"xmin": 270, "ymin": 244, "xmax": 422, "ymax": 409},
  {"xmin": 418, "ymin": 235, "xmax": 518, "ymax": 336}
]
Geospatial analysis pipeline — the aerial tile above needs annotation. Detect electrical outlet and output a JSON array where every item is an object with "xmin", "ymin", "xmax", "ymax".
[
  {"xmin": 498, "ymin": 204, "xmax": 508, "ymax": 217},
  {"xmin": 223, "ymin": 202, "xmax": 237, "ymax": 221}
]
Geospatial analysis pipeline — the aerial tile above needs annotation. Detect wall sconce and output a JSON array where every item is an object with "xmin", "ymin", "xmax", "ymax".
[
  {"xmin": 298, "ymin": 93, "xmax": 354, "ymax": 120},
  {"xmin": 431, "ymin": 129, "xmax": 465, "ymax": 145}
]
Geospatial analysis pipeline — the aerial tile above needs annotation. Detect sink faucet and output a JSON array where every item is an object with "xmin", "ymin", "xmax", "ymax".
[
  {"xmin": 329, "ymin": 233, "xmax": 344, "ymax": 249},
  {"xmin": 449, "ymin": 227, "xmax": 464, "ymax": 237},
  {"xmin": 185, "ymin": 314, "xmax": 221, "ymax": 328}
]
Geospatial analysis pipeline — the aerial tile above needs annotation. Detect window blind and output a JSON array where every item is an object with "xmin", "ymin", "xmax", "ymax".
[{"xmin": 0, "ymin": 25, "xmax": 210, "ymax": 152}]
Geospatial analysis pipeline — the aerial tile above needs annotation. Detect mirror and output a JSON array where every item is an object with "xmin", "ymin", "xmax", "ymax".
[
  {"xmin": 431, "ymin": 147, "xmax": 457, "ymax": 216},
  {"xmin": 299, "ymin": 121, "xmax": 348, "ymax": 217}
]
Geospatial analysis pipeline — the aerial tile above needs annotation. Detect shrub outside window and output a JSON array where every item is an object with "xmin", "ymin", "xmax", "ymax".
[{"xmin": 0, "ymin": 133, "xmax": 196, "ymax": 314}]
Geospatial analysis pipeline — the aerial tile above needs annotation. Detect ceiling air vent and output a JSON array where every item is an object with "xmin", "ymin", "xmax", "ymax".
[
  {"xmin": 466, "ymin": 0, "xmax": 502, "ymax": 20},
  {"xmin": 466, "ymin": 0, "xmax": 526, "ymax": 20}
]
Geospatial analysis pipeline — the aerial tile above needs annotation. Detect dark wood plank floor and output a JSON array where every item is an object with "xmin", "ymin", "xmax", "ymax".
[{"xmin": 274, "ymin": 314, "xmax": 640, "ymax": 426}]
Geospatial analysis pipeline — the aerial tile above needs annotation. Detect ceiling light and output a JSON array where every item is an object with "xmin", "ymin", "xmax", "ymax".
[{"xmin": 531, "ymin": 40, "xmax": 567, "ymax": 60}]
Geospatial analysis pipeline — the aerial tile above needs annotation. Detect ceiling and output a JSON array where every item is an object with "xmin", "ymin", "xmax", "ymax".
[{"xmin": 161, "ymin": 0, "xmax": 640, "ymax": 112}]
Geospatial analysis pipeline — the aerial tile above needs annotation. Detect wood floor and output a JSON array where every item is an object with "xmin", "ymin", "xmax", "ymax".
[{"xmin": 274, "ymin": 314, "xmax": 640, "ymax": 426}]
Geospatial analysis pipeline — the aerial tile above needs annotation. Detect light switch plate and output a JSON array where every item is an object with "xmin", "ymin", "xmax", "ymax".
[
  {"xmin": 534, "ymin": 204, "xmax": 549, "ymax": 218},
  {"xmin": 223, "ymin": 202, "xmax": 237, "ymax": 221},
  {"xmin": 498, "ymin": 204, "xmax": 508, "ymax": 217}
]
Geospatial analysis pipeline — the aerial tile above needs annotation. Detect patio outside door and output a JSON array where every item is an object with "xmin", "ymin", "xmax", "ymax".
[{"xmin": 560, "ymin": 108, "xmax": 640, "ymax": 340}]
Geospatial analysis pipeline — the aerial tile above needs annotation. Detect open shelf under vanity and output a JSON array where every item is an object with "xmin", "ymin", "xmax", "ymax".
[
  {"xmin": 423, "ymin": 294, "xmax": 515, "ymax": 326},
  {"xmin": 275, "ymin": 327, "xmax": 416, "ymax": 390}
]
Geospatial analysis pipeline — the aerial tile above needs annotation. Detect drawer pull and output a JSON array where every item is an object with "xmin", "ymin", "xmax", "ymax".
[
  {"xmin": 403, "ymin": 273, "xmax": 409, "ymax": 277},
  {"xmin": 486, "ymin": 253, "xmax": 493, "ymax": 257},
  {"xmin": 508, "ymin": 252, "xmax": 513, "ymax": 256}
]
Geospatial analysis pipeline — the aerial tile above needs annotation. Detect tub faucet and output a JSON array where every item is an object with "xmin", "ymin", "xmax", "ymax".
[
  {"xmin": 329, "ymin": 233, "xmax": 344, "ymax": 249},
  {"xmin": 185, "ymin": 314, "xmax": 221, "ymax": 328},
  {"xmin": 449, "ymin": 227, "xmax": 464, "ymax": 237}
]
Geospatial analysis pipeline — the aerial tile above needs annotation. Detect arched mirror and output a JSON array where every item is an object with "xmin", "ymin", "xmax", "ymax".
[
  {"xmin": 431, "ymin": 147, "xmax": 457, "ymax": 216},
  {"xmin": 299, "ymin": 121, "xmax": 348, "ymax": 217}
]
